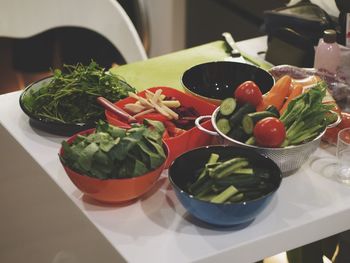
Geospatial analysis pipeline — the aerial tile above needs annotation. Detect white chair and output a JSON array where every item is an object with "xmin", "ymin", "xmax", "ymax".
[{"xmin": 0, "ymin": 0, "xmax": 148, "ymax": 63}]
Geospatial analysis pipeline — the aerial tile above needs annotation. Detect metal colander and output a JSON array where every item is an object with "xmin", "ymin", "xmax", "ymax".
[{"xmin": 196, "ymin": 107, "xmax": 326, "ymax": 175}]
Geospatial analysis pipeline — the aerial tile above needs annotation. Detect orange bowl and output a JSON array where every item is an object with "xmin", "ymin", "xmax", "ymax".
[
  {"xmin": 105, "ymin": 86, "xmax": 217, "ymax": 168},
  {"xmin": 59, "ymin": 129, "xmax": 168, "ymax": 203}
]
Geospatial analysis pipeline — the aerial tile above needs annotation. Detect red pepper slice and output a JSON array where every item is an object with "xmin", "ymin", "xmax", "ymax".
[{"xmin": 136, "ymin": 113, "xmax": 169, "ymax": 123}]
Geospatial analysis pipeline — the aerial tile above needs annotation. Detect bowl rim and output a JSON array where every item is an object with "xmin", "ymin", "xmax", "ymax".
[
  {"xmin": 168, "ymin": 145, "xmax": 282, "ymax": 206},
  {"xmin": 59, "ymin": 127, "xmax": 169, "ymax": 181},
  {"xmin": 180, "ymin": 61, "xmax": 275, "ymax": 102}
]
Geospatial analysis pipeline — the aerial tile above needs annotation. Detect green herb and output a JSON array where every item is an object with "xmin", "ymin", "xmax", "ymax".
[
  {"xmin": 279, "ymin": 82, "xmax": 334, "ymax": 146},
  {"xmin": 23, "ymin": 61, "xmax": 135, "ymax": 124},
  {"xmin": 59, "ymin": 120, "xmax": 166, "ymax": 179}
]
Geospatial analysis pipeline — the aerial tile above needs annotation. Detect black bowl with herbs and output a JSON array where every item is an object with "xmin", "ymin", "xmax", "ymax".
[{"xmin": 19, "ymin": 62, "xmax": 135, "ymax": 136}]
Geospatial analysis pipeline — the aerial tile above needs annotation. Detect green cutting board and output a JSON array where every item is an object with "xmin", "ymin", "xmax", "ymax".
[{"xmin": 110, "ymin": 41, "xmax": 229, "ymax": 92}]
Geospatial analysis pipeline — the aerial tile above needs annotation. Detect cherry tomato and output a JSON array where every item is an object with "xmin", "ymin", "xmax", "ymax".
[
  {"xmin": 253, "ymin": 117, "xmax": 286, "ymax": 148},
  {"xmin": 234, "ymin": 81, "xmax": 263, "ymax": 107}
]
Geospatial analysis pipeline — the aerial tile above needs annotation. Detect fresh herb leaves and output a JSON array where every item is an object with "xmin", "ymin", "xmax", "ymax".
[
  {"xmin": 24, "ymin": 61, "xmax": 135, "ymax": 124},
  {"xmin": 60, "ymin": 120, "xmax": 166, "ymax": 179}
]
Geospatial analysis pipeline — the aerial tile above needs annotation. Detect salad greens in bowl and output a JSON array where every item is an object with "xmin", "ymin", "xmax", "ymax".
[
  {"xmin": 19, "ymin": 61, "xmax": 135, "ymax": 136},
  {"xmin": 59, "ymin": 120, "xmax": 168, "ymax": 203}
]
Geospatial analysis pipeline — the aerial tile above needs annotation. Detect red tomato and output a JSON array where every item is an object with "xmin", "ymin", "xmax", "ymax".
[
  {"xmin": 234, "ymin": 81, "xmax": 263, "ymax": 106},
  {"xmin": 253, "ymin": 117, "xmax": 286, "ymax": 148}
]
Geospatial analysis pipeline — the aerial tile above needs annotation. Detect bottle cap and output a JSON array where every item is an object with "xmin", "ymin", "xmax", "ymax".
[{"xmin": 323, "ymin": 29, "xmax": 337, "ymax": 43}]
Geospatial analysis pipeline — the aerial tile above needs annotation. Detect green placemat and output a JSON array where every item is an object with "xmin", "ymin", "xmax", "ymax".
[{"xmin": 110, "ymin": 41, "xmax": 228, "ymax": 92}]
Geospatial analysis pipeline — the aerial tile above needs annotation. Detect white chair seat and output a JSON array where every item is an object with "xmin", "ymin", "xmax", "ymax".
[{"xmin": 0, "ymin": 0, "xmax": 147, "ymax": 63}]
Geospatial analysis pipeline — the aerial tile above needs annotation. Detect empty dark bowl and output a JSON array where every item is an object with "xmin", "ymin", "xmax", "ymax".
[
  {"xmin": 168, "ymin": 145, "xmax": 282, "ymax": 227},
  {"xmin": 181, "ymin": 61, "xmax": 275, "ymax": 105}
]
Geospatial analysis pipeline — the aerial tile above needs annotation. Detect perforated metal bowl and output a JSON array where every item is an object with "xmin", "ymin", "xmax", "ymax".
[{"xmin": 196, "ymin": 107, "xmax": 328, "ymax": 175}]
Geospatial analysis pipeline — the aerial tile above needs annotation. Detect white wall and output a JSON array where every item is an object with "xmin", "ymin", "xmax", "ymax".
[{"xmin": 146, "ymin": 0, "xmax": 186, "ymax": 57}]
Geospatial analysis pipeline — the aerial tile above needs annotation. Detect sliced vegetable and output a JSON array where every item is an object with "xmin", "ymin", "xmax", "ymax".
[
  {"xmin": 257, "ymin": 75, "xmax": 291, "ymax": 111},
  {"xmin": 126, "ymin": 89, "xmax": 180, "ymax": 120},
  {"xmin": 234, "ymin": 81, "xmax": 263, "ymax": 107},
  {"xmin": 253, "ymin": 117, "xmax": 286, "ymax": 148},
  {"xmin": 216, "ymin": 118, "xmax": 231, "ymax": 134},
  {"xmin": 219, "ymin": 97, "xmax": 237, "ymax": 116},
  {"xmin": 242, "ymin": 111, "xmax": 277, "ymax": 134},
  {"xmin": 186, "ymin": 154, "xmax": 274, "ymax": 203},
  {"xmin": 227, "ymin": 125, "xmax": 249, "ymax": 142},
  {"xmin": 197, "ymin": 153, "xmax": 220, "ymax": 181},
  {"xmin": 209, "ymin": 157, "xmax": 249, "ymax": 179},
  {"xmin": 279, "ymin": 84, "xmax": 303, "ymax": 115},
  {"xmin": 164, "ymin": 121, "xmax": 186, "ymax": 137},
  {"xmin": 210, "ymin": 185, "xmax": 239, "ymax": 203},
  {"xmin": 135, "ymin": 112, "xmax": 169, "ymax": 122},
  {"xmin": 229, "ymin": 103, "xmax": 255, "ymax": 127}
]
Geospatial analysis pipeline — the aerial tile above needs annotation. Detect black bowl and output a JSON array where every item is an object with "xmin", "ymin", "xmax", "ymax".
[
  {"xmin": 181, "ymin": 61, "xmax": 275, "ymax": 105},
  {"xmin": 19, "ymin": 77, "xmax": 96, "ymax": 136},
  {"xmin": 19, "ymin": 76, "xmax": 133, "ymax": 136},
  {"xmin": 168, "ymin": 145, "xmax": 282, "ymax": 227}
]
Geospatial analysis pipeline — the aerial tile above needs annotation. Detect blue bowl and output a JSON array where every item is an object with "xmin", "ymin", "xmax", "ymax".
[{"xmin": 168, "ymin": 145, "xmax": 282, "ymax": 227}]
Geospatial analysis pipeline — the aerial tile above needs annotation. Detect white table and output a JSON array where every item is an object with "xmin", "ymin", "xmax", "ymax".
[{"xmin": 1, "ymin": 37, "xmax": 350, "ymax": 263}]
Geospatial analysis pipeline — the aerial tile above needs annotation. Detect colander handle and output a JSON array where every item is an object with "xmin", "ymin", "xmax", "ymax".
[
  {"xmin": 327, "ymin": 110, "xmax": 342, "ymax": 129},
  {"xmin": 195, "ymin": 116, "xmax": 219, "ymax": 136}
]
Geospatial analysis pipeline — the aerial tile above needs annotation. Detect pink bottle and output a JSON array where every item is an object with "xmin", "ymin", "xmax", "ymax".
[{"xmin": 313, "ymin": 29, "xmax": 341, "ymax": 74}]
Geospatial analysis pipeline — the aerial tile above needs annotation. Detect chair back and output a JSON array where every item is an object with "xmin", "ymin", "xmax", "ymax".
[{"xmin": 0, "ymin": 0, "xmax": 147, "ymax": 63}]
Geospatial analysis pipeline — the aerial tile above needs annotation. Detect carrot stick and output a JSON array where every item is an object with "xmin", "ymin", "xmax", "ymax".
[
  {"xmin": 258, "ymin": 75, "xmax": 291, "ymax": 111},
  {"xmin": 279, "ymin": 84, "xmax": 303, "ymax": 114}
]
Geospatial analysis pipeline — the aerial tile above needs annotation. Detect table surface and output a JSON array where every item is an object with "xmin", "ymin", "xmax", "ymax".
[{"xmin": 1, "ymin": 36, "xmax": 350, "ymax": 263}]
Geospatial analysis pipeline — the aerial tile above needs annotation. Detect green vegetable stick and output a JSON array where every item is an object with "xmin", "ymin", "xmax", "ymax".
[
  {"xmin": 228, "ymin": 193, "xmax": 244, "ymax": 203},
  {"xmin": 214, "ymin": 159, "xmax": 249, "ymax": 179},
  {"xmin": 211, "ymin": 185, "xmax": 239, "ymax": 204},
  {"xmin": 197, "ymin": 153, "xmax": 220, "ymax": 181}
]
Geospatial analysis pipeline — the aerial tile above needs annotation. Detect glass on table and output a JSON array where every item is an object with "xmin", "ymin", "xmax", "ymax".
[{"xmin": 336, "ymin": 127, "xmax": 350, "ymax": 185}]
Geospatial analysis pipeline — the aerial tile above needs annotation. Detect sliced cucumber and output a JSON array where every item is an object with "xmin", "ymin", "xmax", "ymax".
[
  {"xmin": 216, "ymin": 118, "xmax": 231, "ymax": 134},
  {"xmin": 242, "ymin": 111, "xmax": 277, "ymax": 134},
  {"xmin": 219, "ymin": 97, "xmax": 236, "ymax": 116},
  {"xmin": 229, "ymin": 103, "xmax": 255, "ymax": 127},
  {"xmin": 227, "ymin": 126, "xmax": 249, "ymax": 142}
]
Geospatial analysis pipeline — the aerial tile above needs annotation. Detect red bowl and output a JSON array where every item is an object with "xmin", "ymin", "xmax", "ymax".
[
  {"xmin": 105, "ymin": 87, "xmax": 217, "ymax": 167},
  {"xmin": 59, "ymin": 129, "xmax": 168, "ymax": 203}
]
